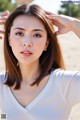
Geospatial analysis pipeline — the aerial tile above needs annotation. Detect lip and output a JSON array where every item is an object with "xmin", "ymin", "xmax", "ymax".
[
  {"xmin": 20, "ymin": 49, "xmax": 33, "ymax": 54},
  {"xmin": 20, "ymin": 49, "xmax": 33, "ymax": 56}
]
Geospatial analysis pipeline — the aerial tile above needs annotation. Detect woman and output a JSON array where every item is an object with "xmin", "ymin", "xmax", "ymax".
[{"xmin": 0, "ymin": 4, "xmax": 80, "ymax": 120}]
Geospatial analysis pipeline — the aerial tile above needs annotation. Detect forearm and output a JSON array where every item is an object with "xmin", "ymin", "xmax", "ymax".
[{"xmin": 71, "ymin": 19, "xmax": 80, "ymax": 38}]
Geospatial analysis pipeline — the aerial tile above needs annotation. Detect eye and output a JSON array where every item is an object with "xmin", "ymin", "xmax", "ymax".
[
  {"xmin": 15, "ymin": 32, "xmax": 23, "ymax": 36},
  {"xmin": 33, "ymin": 34, "xmax": 42, "ymax": 38}
]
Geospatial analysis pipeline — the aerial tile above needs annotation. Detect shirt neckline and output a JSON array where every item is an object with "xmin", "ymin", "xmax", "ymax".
[{"xmin": 8, "ymin": 70, "xmax": 56, "ymax": 112}]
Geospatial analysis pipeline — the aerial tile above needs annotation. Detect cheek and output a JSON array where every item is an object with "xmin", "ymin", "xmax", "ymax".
[
  {"xmin": 10, "ymin": 41, "xmax": 18, "ymax": 54},
  {"xmin": 9, "ymin": 39, "xmax": 21, "ymax": 60},
  {"xmin": 34, "ymin": 40, "xmax": 46, "ymax": 55},
  {"xmin": 9, "ymin": 35, "xmax": 20, "ymax": 48},
  {"xmin": 9, "ymin": 36, "xmax": 20, "ymax": 56}
]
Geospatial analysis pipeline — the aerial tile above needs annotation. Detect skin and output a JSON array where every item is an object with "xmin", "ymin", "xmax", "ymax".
[
  {"xmin": 0, "ymin": 10, "xmax": 80, "ymax": 107},
  {"xmin": 8, "ymin": 15, "xmax": 50, "ymax": 107},
  {"xmin": 9, "ymin": 15, "xmax": 49, "ymax": 83},
  {"xmin": 46, "ymin": 12, "xmax": 80, "ymax": 38},
  {"xmin": 0, "ymin": 11, "xmax": 80, "ymax": 38},
  {"xmin": 0, "ymin": 11, "xmax": 9, "ymax": 39}
]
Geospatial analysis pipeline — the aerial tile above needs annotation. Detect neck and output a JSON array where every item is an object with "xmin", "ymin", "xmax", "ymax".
[{"xmin": 19, "ymin": 61, "xmax": 41, "ymax": 84}]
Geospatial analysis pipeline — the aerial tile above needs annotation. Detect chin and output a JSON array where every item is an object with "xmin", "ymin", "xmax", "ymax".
[{"xmin": 18, "ymin": 58, "xmax": 39, "ymax": 65}]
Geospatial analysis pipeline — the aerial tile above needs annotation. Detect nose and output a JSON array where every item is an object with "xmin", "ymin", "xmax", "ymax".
[
  {"xmin": 23, "ymin": 36, "xmax": 33, "ymax": 47},
  {"xmin": 23, "ymin": 42, "xmax": 32, "ymax": 47}
]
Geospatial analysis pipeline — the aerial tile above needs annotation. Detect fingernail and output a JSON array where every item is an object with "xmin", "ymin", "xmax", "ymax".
[
  {"xmin": 3, "ymin": 11, "xmax": 9, "ymax": 16},
  {"xmin": 46, "ymin": 15, "xmax": 52, "ymax": 18},
  {"xmin": 0, "ymin": 36, "xmax": 2, "ymax": 40},
  {"xmin": 46, "ymin": 15, "xmax": 50, "ymax": 17}
]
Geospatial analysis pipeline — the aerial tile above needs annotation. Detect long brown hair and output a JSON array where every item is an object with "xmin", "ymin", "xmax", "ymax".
[{"xmin": 4, "ymin": 4, "xmax": 65, "ymax": 89}]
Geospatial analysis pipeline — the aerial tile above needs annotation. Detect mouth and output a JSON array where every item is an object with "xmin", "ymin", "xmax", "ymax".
[{"xmin": 20, "ymin": 50, "xmax": 33, "ymax": 56}]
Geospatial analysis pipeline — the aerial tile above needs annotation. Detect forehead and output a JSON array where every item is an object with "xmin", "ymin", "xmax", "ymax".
[{"xmin": 12, "ymin": 15, "xmax": 46, "ymax": 31}]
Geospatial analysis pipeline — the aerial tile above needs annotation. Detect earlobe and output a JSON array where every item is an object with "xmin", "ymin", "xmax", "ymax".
[
  {"xmin": 44, "ymin": 40, "xmax": 49, "ymax": 51},
  {"xmin": 9, "ymin": 42, "xmax": 11, "ymax": 46},
  {"xmin": 8, "ymin": 38, "xmax": 11, "ymax": 46},
  {"xmin": 46, "ymin": 40, "xmax": 49, "ymax": 47},
  {"xmin": 8, "ymin": 34, "xmax": 11, "ymax": 46}
]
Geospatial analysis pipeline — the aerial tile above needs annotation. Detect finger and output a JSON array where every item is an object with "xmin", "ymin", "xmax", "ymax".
[
  {"xmin": 55, "ymin": 31, "xmax": 62, "ymax": 36},
  {"xmin": 0, "ymin": 11, "xmax": 9, "ymax": 16},
  {"xmin": 0, "ymin": 16, "xmax": 8, "ymax": 20},
  {"xmin": 51, "ymin": 20, "xmax": 61, "ymax": 26},
  {"xmin": 45, "ymin": 11, "xmax": 56, "ymax": 16},
  {"xmin": 46, "ymin": 14, "xmax": 58, "ymax": 20},
  {"xmin": 56, "ymin": 28, "xmax": 68, "ymax": 35},
  {"xmin": 0, "ymin": 19, "xmax": 6, "ymax": 24},
  {"xmin": 0, "ymin": 36, "xmax": 2, "ymax": 40},
  {"xmin": 0, "ymin": 30, "xmax": 5, "ymax": 34},
  {"xmin": 45, "ymin": 11, "xmax": 53, "ymax": 15},
  {"xmin": 4, "ymin": 11, "xmax": 9, "ymax": 16},
  {"xmin": 46, "ymin": 15, "xmax": 59, "ymax": 24},
  {"xmin": 48, "ymin": 18, "xmax": 62, "ymax": 29},
  {"xmin": 46, "ymin": 14, "xmax": 63, "ymax": 24}
]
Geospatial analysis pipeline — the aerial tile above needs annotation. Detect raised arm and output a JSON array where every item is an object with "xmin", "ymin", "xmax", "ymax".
[
  {"xmin": 0, "ymin": 11, "xmax": 9, "ymax": 39},
  {"xmin": 46, "ymin": 12, "xmax": 80, "ymax": 38}
]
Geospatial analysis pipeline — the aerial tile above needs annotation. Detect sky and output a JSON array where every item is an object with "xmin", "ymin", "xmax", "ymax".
[{"xmin": 12, "ymin": 0, "xmax": 62, "ymax": 13}]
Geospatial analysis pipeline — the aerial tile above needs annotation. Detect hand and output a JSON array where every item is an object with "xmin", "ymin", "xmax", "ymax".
[
  {"xmin": 46, "ymin": 11, "xmax": 75, "ymax": 35},
  {"xmin": 0, "ymin": 11, "xmax": 9, "ymax": 39}
]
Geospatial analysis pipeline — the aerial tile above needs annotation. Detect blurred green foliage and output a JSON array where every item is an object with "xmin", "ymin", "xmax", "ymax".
[
  {"xmin": 0, "ymin": 0, "xmax": 17, "ymax": 12},
  {"xmin": 58, "ymin": 2, "xmax": 80, "ymax": 17}
]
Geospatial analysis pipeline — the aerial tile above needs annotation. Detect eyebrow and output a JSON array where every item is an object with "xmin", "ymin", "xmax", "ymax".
[{"xmin": 13, "ymin": 27, "xmax": 44, "ymax": 33}]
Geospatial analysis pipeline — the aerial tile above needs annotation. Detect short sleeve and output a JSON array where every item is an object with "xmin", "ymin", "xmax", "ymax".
[{"xmin": 55, "ymin": 69, "xmax": 80, "ymax": 107}]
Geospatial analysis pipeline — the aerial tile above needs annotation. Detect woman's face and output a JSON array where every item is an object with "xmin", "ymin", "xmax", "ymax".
[{"xmin": 9, "ymin": 15, "xmax": 48, "ymax": 65}]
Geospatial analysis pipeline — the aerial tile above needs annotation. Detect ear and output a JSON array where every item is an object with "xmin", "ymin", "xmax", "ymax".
[
  {"xmin": 8, "ymin": 37, "xmax": 11, "ymax": 47},
  {"xmin": 7, "ymin": 32, "xmax": 11, "ymax": 46},
  {"xmin": 44, "ymin": 40, "xmax": 49, "ymax": 51}
]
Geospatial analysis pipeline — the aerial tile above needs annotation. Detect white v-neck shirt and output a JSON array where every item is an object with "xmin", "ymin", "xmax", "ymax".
[{"xmin": 0, "ymin": 69, "xmax": 80, "ymax": 120}]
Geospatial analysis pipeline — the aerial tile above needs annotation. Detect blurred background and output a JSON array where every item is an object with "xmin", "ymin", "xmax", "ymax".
[
  {"xmin": 0, "ymin": 0, "xmax": 80, "ymax": 120},
  {"xmin": 0, "ymin": 0, "xmax": 80, "ymax": 17}
]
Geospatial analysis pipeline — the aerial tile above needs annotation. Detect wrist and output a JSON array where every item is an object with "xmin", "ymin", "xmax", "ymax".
[{"xmin": 71, "ymin": 18, "xmax": 80, "ymax": 38}]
